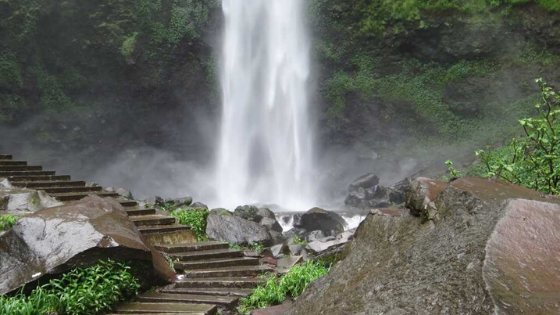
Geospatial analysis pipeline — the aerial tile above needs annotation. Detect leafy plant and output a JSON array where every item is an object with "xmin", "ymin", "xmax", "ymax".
[
  {"xmin": 0, "ymin": 259, "xmax": 140, "ymax": 315},
  {"xmin": 170, "ymin": 207, "xmax": 209, "ymax": 241},
  {"xmin": 0, "ymin": 214, "xmax": 18, "ymax": 231},
  {"xmin": 238, "ymin": 261, "xmax": 330, "ymax": 314},
  {"xmin": 444, "ymin": 160, "xmax": 463, "ymax": 180},
  {"xmin": 476, "ymin": 78, "xmax": 560, "ymax": 194},
  {"xmin": 291, "ymin": 235, "xmax": 307, "ymax": 246}
]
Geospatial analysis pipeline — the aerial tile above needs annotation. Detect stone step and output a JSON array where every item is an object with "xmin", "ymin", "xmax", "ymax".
[
  {"xmin": 9, "ymin": 175, "xmax": 71, "ymax": 182},
  {"xmin": 181, "ymin": 265, "xmax": 274, "ymax": 278},
  {"xmin": 38, "ymin": 186, "xmax": 103, "ymax": 194},
  {"xmin": 120, "ymin": 200, "xmax": 139, "ymax": 207},
  {"xmin": 154, "ymin": 241, "xmax": 230, "ymax": 254},
  {"xmin": 138, "ymin": 224, "xmax": 191, "ymax": 234},
  {"xmin": 174, "ymin": 257, "xmax": 260, "ymax": 271},
  {"xmin": 49, "ymin": 191, "xmax": 119, "ymax": 201},
  {"xmin": 12, "ymin": 180, "xmax": 86, "ymax": 188},
  {"xmin": 0, "ymin": 165, "xmax": 42, "ymax": 171},
  {"xmin": 170, "ymin": 249, "xmax": 244, "ymax": 261},
  {"xmin": 126, "ymin": 207, "xmax": 157, "ymax": 216},
  {"xmin": 0, "ymin": 154, "xmax": 12, "ymax": 160},
  {"xmin": 174, "ymin": 277, "xmax": 262, "ymax": 289},
  {"xmin": 130, "ymin": 215, "xmax": 176, "ymax": 226},
  {"xmin": 159, "ymin": 287, "xmax": 253, "ymax": 298},
  {"xmin": 0, "ymin": 170, "xmax": 56, "ymax": 177},
  {"xmin": 0, "ymin": 160, "xmax": 27, "ymax": 166},
  {"xmin": 114, "ymin": 302, "xmax": 217, "ymax": 314},
  {"xmin": 137, "ymin": 292, "xmax": 238, "ymax": 306}
]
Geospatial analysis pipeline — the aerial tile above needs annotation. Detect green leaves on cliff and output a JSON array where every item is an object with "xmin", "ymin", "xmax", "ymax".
[{"xmin": 476, "ymin": 79, "xmax": 560, "ymax": 194}]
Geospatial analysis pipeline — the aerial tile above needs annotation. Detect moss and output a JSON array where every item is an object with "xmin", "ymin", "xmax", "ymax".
[
  {"xmin": 0, "ymin": 54, "xmax": 23, "ymax": 90},
  {"xmin": 120, "ymin": 32, "xmax": 139, "ymax": 59},
  {"xmin": 34, "ymin": 67, "xmax": 75, "ymax": 111}
]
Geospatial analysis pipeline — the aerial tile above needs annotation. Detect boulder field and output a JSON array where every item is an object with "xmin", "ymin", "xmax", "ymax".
[{"xmin": 286, "ymin": 177, "xmax": 560, "ymax": 314}]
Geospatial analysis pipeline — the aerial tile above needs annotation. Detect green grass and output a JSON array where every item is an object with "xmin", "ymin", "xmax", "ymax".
[
  {"xmin": 238, "ymin": 261, "xmax": 330, "ymax": 314},
  {"xmin": 170, "ymin": 207, "xmax": 209, "ymax": 241},
  {"xmin": 0, "ymin": 259, "xmax": 140, "ymax": 315},
  {"xmin": 0, "ymin": 214, "xmax": 18, "ymax": 231}
]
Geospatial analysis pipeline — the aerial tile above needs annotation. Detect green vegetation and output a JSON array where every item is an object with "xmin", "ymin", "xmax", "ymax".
[
  {"xmin": 0, "ymin": 214, "xmax": 18, "ymax": 231},
  {"xmin": 238, "ymin": 261, "xmax": 330, "ymax": 314},
  {"xmin": 475, "ymin": 79, "xmax": 560, "ymax": 194},
  {"xmin": 0, "ymin": 259, "xmax": 140, "ymax": 315},
  {"xmin": 170, "ymin": 207, "xmax": 209, "ymax": 241},
  {"xmin": 229, "ymin": 242, "xmax": 265, "ymax": 254}
]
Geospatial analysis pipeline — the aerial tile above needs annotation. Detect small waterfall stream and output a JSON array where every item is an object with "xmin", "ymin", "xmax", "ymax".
[{"xmin": 215, "ymin": 0, "xmax": 316, "ymax": 210}]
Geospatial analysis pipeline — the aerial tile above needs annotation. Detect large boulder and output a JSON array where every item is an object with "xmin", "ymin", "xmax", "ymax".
[
  {"xmin": 405, "ymin": 177, "xmax": 448, "ymax": 219},
  {"xmin": 234, "ymin": 205, "xmax": 283, "ymax": 244},
  {"xmin": 0, "ymin": 196, "xmax": 163, "ymax": 294},
  {"xmin": 0, "ymin": 186, "xmax": 62, "ymax": 215},
  {"xmin": 292, "ymin": 208, "xmax": 346, "ymax": 237},
  {"xmin": 206, "ymin": 209, "xmax": 272, "ymax": 245},
  {"xmin": 286, "ymin": 177, "xmax": 560, "ymax": 314}
]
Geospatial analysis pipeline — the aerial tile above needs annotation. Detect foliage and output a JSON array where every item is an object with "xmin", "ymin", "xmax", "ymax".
[
  {"xmin": 170, "ymin": 207, "xmax": 209, "ymax": 241},
  {"xmin": 238, "ymin": 261, "xmax": 330, "ymax": 314},
  {"xmin": 291, "ymin": 235, "xmax": 307, "ymax": 246},
  {"xmin": 120, "ymin": 32, "xmax": 139, "ymax": 59},
  {"xmin": 444, "ymin": 160, "xmax": 463, "ymax": 180},
  {"xmin": 0, "ymin": 259, "xmax": 140, "ymax": 315},
  {"xmin": 229, "ymin": 242, "xmax": 265, "ymax": 254},
  {"xmin": 475, "ymin": 79, "xmax": 560, "ymax": 194},
  {"xmin": 0, "ymin": 214, "xmax": 18, "ymax": 231}
]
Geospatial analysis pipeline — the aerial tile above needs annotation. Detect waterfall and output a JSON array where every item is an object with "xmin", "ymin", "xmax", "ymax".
[{"xmin": 215, "ymin": 0, "xmax": 316, "ymax": 210}]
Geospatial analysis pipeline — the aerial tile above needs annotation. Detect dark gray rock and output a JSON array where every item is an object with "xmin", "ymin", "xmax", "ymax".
[
  {"xmin": 0, "ymin": 196, "xmax": 161, "ymax": 295},
  {"xmin": 287, "ymin": 177, "xmax": 560, "ymax": 315},
  {"xmin": 293, "ymin": 208, "xmax": 345, "ymax": 237},
  {"xmin": 234, "ymin": 205, "xmax": 282, "ymax": 233},
  {"xmin": 348, "ymin": 173, "xmax": 379, "ymax": 189},
  {"xmin": 190, "ymin": 202, "xmax": 208, "ymax": 210},
  {"xmin": 345, "ymin": 173, "xmax": 409, "ymax": 209},
  {"xmin": 206, "ymin": 212, "xmax": 272, "ymax": 246}
]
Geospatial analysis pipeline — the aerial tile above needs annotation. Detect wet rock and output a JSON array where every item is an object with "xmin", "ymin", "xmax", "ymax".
[
  {"xmin": 349, "ymin": 173, "xmax": 379, "ymax": 189},
  {"xmin": 206, "ymin": 212, "xmax": 272, "ymax": 246},
  {"xmin": 234, "ymin": 205, "xmax": 283, "ymax": 233},
  {"xmin": 0, "ymin": 196, "xmax": 160, "ymax": 295},
  {"xmin": 344, "ymin": 174, "xmax": 409, "ymax": 209},
  {"xmin": 286, "ymin": 177, "xmax": 560, "ymax": 315},
  {"xmin": 0, "ymin": 178, "xmax": 11, "ymax": 188},
  {"xmin": 483, "ymin": 199, "xmax": 560, "ymax": 314},
  {"xmin": 293, "ymin": 208, "xmax": 345, "ymax": 237},
  {"xmin": 269, "ymin": 243, "xmax": 289, "ymax": 258},
  {"xmin": 252, "ymin": 300, "xmax": 293, "ymax": 315},
  {"xmin": 0, "ymin": 187, "xmax": 62, "ymax": 215}
]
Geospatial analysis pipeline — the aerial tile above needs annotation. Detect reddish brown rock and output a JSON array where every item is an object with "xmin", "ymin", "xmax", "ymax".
[
  {"xmin": 405, "ymin": 177, "xmax": 447, "ymax": 218},
  {"xmin": 483, "ymin": 199, "xmax": 560, "ymax": 313}
]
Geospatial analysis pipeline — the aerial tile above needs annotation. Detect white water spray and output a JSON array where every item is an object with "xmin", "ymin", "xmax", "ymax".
[{"xmin": 215, "ymin": 0, "xmax": 316, "ymax": 210}]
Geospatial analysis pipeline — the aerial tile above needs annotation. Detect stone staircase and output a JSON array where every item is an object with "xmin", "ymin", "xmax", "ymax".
[{"xmin": 0, "ymin": 154, "xmax": 274, "ymax": 315}]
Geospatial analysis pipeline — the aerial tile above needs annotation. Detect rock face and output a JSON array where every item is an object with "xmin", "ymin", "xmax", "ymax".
[
  {"xmin": 234, "ymin": 205, "xmax": 283, "ymax": 243},
  {"xmin": 287, "ymin": 177, "xmax": 560, "ymax": 314},
  {"xmin": 206, "ymin": 210, "xmax": 272, "ymax": 246},
  {"xmin": 0, "ymin": 196, "xmax": 155, "ymax": 294}
]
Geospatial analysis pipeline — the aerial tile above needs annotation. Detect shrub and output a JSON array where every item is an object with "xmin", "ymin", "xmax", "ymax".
[
  {"xmin": 475, "ymin": 78, "xmax": 560, "ymax": 194},
  {"xmin": 238, "ymin": 261, "xmax": 330, "ymax": 314},
  {"xmin": 0, "ymin": 259, "xmax": 140, "ymax": 315},
  {"xmin": 0, "ymin": 214, "xmax": 18, "ymax": 231},
  {"xmin": 170, "ymin": 207, "xmax": 209, "ymax": 241}
]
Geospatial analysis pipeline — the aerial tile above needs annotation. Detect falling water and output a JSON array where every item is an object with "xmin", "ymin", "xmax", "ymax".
[{"xmin": 215, "ymin": 0, "xmax": 316, "ymax": 210}]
